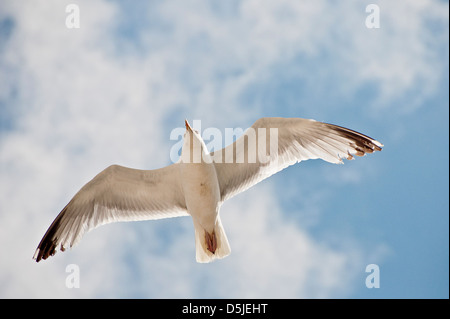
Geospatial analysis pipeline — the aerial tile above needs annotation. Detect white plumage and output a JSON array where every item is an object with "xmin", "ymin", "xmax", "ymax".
[{"xmin": 33, "ymin": 117, "xmax": 383, "ymax": 263}]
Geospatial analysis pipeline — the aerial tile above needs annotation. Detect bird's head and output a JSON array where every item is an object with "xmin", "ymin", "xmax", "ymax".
[
  {"xmin": 184, "ymin": 119, "xmax": 194, "ymax": 132},
  {"xmin": 184, "ymin": 119, "xmax": 201, "ymax": 137},
  {"xmin": 181, "ymin": 119, "xmax": 207, "ymax": 163}
]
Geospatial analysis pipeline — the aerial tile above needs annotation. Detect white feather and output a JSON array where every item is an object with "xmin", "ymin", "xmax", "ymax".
[{"xmin": 33, "ymin": 117, "xmax": 382, "ymax": 262}]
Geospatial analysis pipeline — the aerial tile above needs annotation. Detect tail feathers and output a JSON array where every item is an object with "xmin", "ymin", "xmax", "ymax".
[{"xmin": 194, "ymin": 217, "xmax": 231, "ymax": 263}]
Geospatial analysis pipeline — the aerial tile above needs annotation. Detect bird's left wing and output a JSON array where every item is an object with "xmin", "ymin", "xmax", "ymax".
[
  {"xmin": 33, "ymin": 164, "xmax": 187, "ymax": 262},
  {"xmin": 212, "ymin": 117, "xmax": 383, "ymax": 202}
]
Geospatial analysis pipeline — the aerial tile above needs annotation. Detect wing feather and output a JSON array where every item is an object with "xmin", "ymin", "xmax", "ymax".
[
  {"xmin": 212, "ymin": 117, "xmax": 383, "ymax": 202},
  {"xmin": 33, "ymin": 164, "xmax": 187, "ymax": 262}
]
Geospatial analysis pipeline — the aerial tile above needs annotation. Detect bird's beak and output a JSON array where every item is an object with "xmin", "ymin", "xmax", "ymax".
[{"xmin": 185, "ymin": 119, "xmax": 193, "ymax": 132}]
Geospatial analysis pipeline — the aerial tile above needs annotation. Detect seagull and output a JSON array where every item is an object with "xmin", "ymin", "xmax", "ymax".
[{"xmin": 33, "ymin": 117, "xmax": 383, "ymax": 263}]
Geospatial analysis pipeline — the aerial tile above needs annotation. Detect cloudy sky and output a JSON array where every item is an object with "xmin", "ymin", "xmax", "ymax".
[{"xmin": 0, "ymin": 0, "xmax": 448, "ymax": 298}]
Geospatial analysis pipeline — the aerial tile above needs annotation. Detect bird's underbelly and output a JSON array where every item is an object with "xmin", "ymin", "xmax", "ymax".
[{"xmin": 180, "ymin": 162, "xmax": 221, "ymax": 229}]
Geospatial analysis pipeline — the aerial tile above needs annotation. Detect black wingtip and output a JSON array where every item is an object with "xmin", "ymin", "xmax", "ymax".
[
  {"xmin": 33, "ymin": 240, "xmax": 58, "ymax": 262},
  {"xmin": 33, "ymin": 209, "xmax": 65, "ymax": 263},
  {"xmin": 325, "ymin": 122, "xmax": 383, "ymax": 156}
]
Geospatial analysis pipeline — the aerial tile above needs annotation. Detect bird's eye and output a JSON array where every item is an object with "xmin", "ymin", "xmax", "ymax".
[{"xmin": 194, "ymin": 130, "xmax": 199, "ymax": 134}]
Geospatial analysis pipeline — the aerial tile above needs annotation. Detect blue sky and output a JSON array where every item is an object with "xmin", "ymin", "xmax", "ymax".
[{"xmin": 0, "ymin": 0, "xmax": 448, "ymax": 298}]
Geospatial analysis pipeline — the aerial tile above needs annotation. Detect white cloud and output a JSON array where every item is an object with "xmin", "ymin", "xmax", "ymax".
[
  {"xmin": 217, "ymin": 187, "xmax": 361, "ymax": 298},
  {"xmin": 0, "ymin": 0, "xmax": 445, "ymax": 298}
]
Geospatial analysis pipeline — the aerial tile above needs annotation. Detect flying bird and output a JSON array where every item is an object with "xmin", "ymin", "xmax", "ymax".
[{"xmin": 33, "ymin": 117, "xmax": 383, "ymax": 263}]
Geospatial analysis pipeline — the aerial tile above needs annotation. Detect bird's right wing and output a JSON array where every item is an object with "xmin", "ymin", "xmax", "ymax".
[
  {"xmin": 212, "ymin": 117, "xmax": 383, "ymax": 202},
  {"xmin": 33, "ymin": 164, "xmax": 187, "ymax": 262}
]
